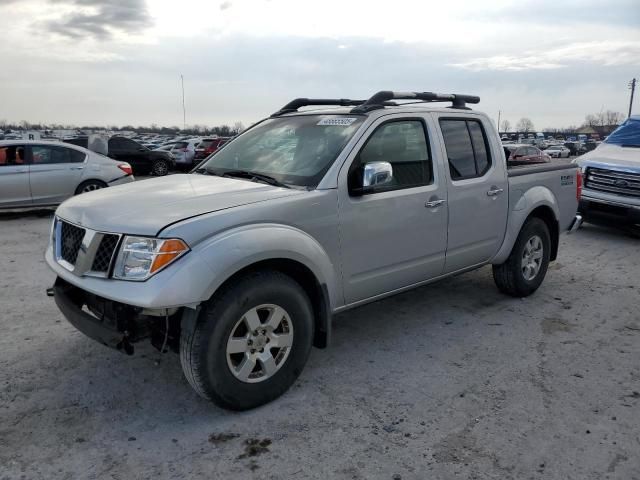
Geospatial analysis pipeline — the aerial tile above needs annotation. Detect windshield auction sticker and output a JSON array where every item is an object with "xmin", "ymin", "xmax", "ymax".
[{"xmin": 317, "ymin": 117, "xmax": 358, "ymax": 126}]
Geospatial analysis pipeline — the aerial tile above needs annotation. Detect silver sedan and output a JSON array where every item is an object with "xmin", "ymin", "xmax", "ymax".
[{"xmin": 0, "ymin": 140, "xmax": 134, "ymax": 209}]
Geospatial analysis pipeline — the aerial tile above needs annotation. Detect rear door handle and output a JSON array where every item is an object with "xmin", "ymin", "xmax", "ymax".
[
  {"xmin": 425, "ymin": 199, "xmax": 446, "ymax": 208},
  {"xmin": 487, "ymin": 187, "xmax": 504, "ymax": 196}
]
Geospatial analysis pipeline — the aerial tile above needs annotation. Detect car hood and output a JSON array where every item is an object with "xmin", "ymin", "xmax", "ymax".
[
  {"xmin": 56, "ymin": 174, "xmax": 305, "ymax": 236},
  {"xmin": 576, "ymin": 143, "xmax": 640, "ymax": 172}
]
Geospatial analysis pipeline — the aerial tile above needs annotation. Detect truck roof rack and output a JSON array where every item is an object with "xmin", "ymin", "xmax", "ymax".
[
  {"xmin": 270, "ymin": 98, "xmax": 397, "ymax": 117},
  {"xmin": 270, "ymin": 91, "xmax": 480, "ymax": 117},
  {"xmin": 351, "ymin": 91, "xmax": 480, "ymax": 113}
]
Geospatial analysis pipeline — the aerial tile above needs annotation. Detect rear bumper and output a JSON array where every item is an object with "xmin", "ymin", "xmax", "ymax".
[
  {"xmin": 567, "ymin": 214, "xmax": 583, "ymax": 234},
  {"xmin": 579, "ymin": 196, "xmax": 640, "ymax": 226}
]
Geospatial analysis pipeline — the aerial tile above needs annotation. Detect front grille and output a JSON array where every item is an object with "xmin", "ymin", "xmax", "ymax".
[
  {"xmin": 91, "ymin": 234, "xmax": 120, "ymax": 272},
  {"xmin": 585, "ymin": 168, "xmax": 640, "ymax": 198},
  {"xmin": 60, "ymin": 221, "xmax": 85, "ymax": 265}
]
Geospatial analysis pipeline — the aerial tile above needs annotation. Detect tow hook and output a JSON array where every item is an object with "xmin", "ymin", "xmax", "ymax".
[{"xmin": 46, "ymin": 287, "xmax": 55, "ymax": 297}]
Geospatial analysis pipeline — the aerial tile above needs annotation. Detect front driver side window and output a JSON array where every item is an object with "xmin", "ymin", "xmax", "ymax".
[{"xmin": 349, "ymin": 120, "xmax": 432, "ymax": 194}]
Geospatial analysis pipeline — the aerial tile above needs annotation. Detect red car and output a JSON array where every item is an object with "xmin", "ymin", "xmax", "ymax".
[
  {"xmin": 194, "ymin": 137, "xmax": 231, "ymax": 161},
  {"xmin": 503, "ymin": 144, "xmax": 551, "ymax": 167}
]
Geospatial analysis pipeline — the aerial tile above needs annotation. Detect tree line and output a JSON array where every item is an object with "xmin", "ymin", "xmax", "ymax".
[{"xmin": 500, "ymin": 110, "xmax": 625, "ymax": 134}]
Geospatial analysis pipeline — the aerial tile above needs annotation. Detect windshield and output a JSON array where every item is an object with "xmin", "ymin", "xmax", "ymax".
[
  {"xmin": 198, "ymin": 115, "xmax": 365, "ymax": 187},
  {"xmin": 605, "ymin": 118, "xmax": 640, "ymax": 146}
]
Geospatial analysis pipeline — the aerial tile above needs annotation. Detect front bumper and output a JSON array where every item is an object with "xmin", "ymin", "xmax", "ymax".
[
  {"xmin": 51, "ymin": 277, "xmax": 147, "ymax": 354},
  {"xmin": 579, "ymin": 196, "xmax": 640, "ymax": 226}
]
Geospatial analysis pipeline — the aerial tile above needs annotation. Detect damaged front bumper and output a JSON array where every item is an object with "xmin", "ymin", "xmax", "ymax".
[{"xmin": 49, "ymin": 277, "xmax": 182, "ymax": 355}]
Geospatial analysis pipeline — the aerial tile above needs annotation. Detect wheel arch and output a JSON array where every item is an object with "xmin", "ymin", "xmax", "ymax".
[
  {"xmin": 492, "ymin": 187, "xmax": 560, "ymax": 264},
  {"xmin": 212, "ymin": 258, "xmax": 331, "ymax": 349}
]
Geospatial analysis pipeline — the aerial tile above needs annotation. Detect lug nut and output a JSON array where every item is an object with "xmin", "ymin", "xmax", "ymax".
[{"xmin": 247, "ymin": 339, "xmax": 253, "ymax": 345}]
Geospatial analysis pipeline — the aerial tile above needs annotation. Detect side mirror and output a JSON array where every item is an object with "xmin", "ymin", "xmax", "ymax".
[{"xmin": 363, "ymin": 161, "xmax": 393, "ymax": 188}]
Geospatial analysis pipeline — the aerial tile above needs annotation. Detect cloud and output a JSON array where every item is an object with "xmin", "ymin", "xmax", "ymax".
[
  {"xmin": 219, "ymin": 1, "xmax": 231, "ymax": 10},
  {"xmin": 450, "ymin": 41, "xmax": 640, "ymax": 71},
  {"xmin": 46, "ymin": 0, "xmax": 153, "ymax": 40}
]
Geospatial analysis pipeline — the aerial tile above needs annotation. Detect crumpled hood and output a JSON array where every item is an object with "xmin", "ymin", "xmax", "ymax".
[
  {"xmin": 56, "ymin": 174, "xmax": 304, "ymax": 236},
  {"xmin": 576, "ymin": 143, "xmax": 640, "ymax": 172}
]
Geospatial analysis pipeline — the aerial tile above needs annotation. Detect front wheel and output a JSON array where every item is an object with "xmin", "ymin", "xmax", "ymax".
[
  {"xmin": 492, "ymin": 217, "xmax": 551, "ymax": 297},
  {"xmin": 180, "ymin": 270, "xmax": 314, "ymax": 410}
]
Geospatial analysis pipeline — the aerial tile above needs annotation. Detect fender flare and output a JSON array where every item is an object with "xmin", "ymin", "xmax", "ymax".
[{"xmin": 492, "ymin": 186, "xmax": 560, "ymax": 265}]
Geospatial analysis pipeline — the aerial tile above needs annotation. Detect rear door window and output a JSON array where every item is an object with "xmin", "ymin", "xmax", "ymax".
[
  {"xmin": 31, "ymin": 145, "xmax": 79, "ymax": 164},
  {"xmin": 439, "ymin": 119, "xmax": 492, "ymax": 180}
]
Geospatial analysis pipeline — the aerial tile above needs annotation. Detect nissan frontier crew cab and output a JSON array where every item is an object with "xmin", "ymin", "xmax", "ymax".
[{"xmin": 46, "ymin": 91, "xmax": 583, "ymax": 410}]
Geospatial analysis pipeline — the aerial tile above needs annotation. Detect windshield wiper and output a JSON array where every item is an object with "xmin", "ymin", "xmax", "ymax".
[
  {"xmin": 621, "ymin": 144, "xmax": 640, "ymax": 148},
  {"xmin": 221, "ymin": 170, "xmax": 291, "ymax": 189}
]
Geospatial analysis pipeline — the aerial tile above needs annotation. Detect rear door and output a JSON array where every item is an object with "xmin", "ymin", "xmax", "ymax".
[
  {"xmin": 0, "ymin": 144, "xmax": 31, "ymax": 208},
  {"xmin": 435, "ymin": 115, "xmax": 509, "ymax": 273},
  {"xmin": 28, "ymin": 144, "xmax": 86, "ymax": 204}
]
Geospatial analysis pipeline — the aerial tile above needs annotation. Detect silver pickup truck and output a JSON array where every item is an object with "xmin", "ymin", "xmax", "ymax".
[{"xmin": 46, "ymin": 91, "xmax": 582, "ymax": 410}]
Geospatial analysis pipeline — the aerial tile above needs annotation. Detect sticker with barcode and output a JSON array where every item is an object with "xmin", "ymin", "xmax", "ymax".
[{"xmin": 317, "ymin": 117, "xmax": 358, "ymax": 126}]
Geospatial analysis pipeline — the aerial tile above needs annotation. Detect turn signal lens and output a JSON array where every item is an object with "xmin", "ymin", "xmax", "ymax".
[{"xmin": 150, "ymin": 239, "xmax": 189, "ymax": 274}]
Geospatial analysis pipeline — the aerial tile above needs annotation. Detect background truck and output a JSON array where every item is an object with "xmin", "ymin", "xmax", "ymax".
[
  {"xmin": 46, "ymin": 91, "xmax": 582, "ymax": 410},
  {"xmin": 575, "ymin": 115, "xmax": 640, "ymax": 231}
]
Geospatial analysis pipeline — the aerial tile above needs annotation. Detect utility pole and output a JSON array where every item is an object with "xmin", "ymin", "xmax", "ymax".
[
  {"xmin": 629, "ymin": 78, "xmax": 636, "ymax": 118},
  {"xmin": 497, "ymin": 110, "xmax": 501, "ymax": 133},
  {"xmin": 181, "ymin": 74, "xmax": 186, "ymax": 130}
]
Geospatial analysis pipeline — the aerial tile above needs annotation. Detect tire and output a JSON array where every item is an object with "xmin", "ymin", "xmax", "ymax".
[
  {"xmin": 180, "ymin": 270, "xmax": 314, "ymax": 410},
  {"xmin": 492, "ymin": 217, "xmax": 551, "ymax": 297},
  {"xmin": 152, "ymin": 159, "xmax": 169, "ymax": 176},
  {"xmin": 75, "ymin": 179, "xmax": 107, "ymax": 195}
]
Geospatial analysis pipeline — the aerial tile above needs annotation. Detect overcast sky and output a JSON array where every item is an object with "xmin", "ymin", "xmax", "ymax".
[{"xmin": 1, "ymin": 0, "xmax": 638, "ymax": 130}]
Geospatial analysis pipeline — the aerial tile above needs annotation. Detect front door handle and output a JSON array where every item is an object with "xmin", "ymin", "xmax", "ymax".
[
  {"xmin": 69, "ymin": 166, "xmax": 84, "ymax": 170},
  {"xmin": 487, "ymin": 187, "xmax": 504, "ymax": 196},
  {"xmin": 425, "ymin": 199, "xmax": 446, "ymax": 208}
]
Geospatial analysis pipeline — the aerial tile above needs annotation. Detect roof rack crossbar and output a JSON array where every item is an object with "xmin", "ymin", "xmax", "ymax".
[
  {"xmin": 351, "ymin": 91, "xmax": 480, "ymax": 113},
  {"xmin": 271, "ymin": 98, "xmax": 398, "ymax": 116}
]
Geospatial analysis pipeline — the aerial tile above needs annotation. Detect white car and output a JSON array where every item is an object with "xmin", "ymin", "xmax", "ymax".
[
  {"xmin": 545, "ymin": 145, "xmax": 571, "ymax": 158},
  {"xmin": 166, "ymin": 138, "xmax": 202, "ymax": 170},
  {"xmin": 0, "ymin": 140, "xmax": 134, "ymax": 209}
]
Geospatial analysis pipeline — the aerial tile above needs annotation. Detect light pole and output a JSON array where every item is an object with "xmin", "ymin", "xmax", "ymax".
[
  {"xmin": 497, "ymin": 110, "xmax": 501, "ymax": 133},
  {"xmin": 629, "ymin": 78, "xmax": 636, "ymax": 118},
  {"xmin": 181, "ymin": 74, "xmax": 186, "ymax": 130}
]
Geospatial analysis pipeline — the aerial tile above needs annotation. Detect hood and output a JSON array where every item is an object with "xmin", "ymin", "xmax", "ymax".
[
  {"xmin": 56, "ymin": 174, "xmax": 304, "ymax": 236},
  {"xmin": 576, "ymin": 143, "xmax": 640, "ymax": 172}
]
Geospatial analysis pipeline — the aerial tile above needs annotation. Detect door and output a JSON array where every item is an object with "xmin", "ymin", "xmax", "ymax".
[
  {"xmin": 436, "ymin": 116, "xmax": 509, "ymax": 273},
  {"xmin": 338, "ymin": 116, "xmax": 448, "ymax": 304},
  {"xmin": 0, "ymin": 144, "xmax": 31, "ymax": 208},
  {"xmin": 108, "ymin": 137, "xmax": 148, "ymax": 172},
  {"xmin": 28, "ymin": 144, "xmax": 86, "ymax": 204}
]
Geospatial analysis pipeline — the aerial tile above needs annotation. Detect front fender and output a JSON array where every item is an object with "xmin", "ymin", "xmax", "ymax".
[
  {"xmin": 196, "ymin": 223, "xmax": 340, "ymax": 309},
  {"xmin": 492, "ymin": 186, "xmax": 559, "ymax": 265}
]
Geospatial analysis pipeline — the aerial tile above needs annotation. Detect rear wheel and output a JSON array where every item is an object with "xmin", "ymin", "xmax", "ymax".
[
  {"xmin": 152, "ymin": 159, "xmax": 169, "ymax": 176},
  {"xmin": 75, "ymin": 179, "xmax": 106, "ymax": 195},
  {"xmin": 492, "ymin": 217, "xmax": 551, "ymax": 297},
  {"xmin": 180, "ymin": 270, "xmax": 314, "ymax": 410}
]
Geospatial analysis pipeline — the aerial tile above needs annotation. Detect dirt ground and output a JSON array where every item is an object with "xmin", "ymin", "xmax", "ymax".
[{"xmin": 1, "ymin": 211, "xmax": 638, "ymax": 480}]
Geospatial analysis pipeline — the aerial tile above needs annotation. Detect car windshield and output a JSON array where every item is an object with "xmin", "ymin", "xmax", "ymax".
[
  {"xmin": 605, "ymin": 118, "xmax": 640, "ymax": 146},
  {"xmin": 198, "ymin": 115, "xmax": 365, "ymax": 187}
]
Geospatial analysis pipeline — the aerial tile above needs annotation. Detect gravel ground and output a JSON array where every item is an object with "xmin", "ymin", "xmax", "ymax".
[{"xmin": 0, "ymin": 211, "xmax": 639, "ymax": 480}]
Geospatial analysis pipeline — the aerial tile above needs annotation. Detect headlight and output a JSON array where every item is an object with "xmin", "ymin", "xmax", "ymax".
[{"xmin": 113, "ymin": 236, "xmax": 189, "ymax": 281}]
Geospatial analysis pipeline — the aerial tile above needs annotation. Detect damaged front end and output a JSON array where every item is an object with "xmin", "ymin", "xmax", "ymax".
[{"xmin": 48, "ymin": 277, "xmax": 183, "ymax": 355}]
